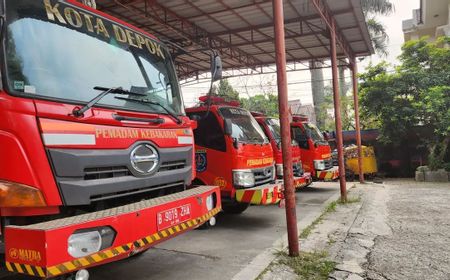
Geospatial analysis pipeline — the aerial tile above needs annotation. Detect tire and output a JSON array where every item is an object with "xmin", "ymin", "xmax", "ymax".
[
  {"xmin": 128, "ymin": 247, "xmax": 150, "ymax": 259},
  {"xmin": 222, "ymin": 201, "xmax": 249, "ymax": 214}
]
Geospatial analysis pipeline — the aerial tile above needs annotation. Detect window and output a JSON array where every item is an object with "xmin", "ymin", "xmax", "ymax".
[
  {"xmin": 218, "ymin": 107, "xmax": 267, "ymax": 144},
  {"xmin": 187, "ymin": 112, "xmax": 226, "ymax": 152},
  {"xmin": 292, "ymin": 126, "xmax": 309, "ymax": 149}
]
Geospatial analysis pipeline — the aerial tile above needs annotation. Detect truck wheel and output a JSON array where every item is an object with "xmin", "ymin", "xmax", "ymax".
[
  {"xmin": 129, "ymin": 247, "xmax": 151, "ymax": 259},
  {"xmin": 222, "ymin": 201, "xmax": 249, "ymax": 214}
]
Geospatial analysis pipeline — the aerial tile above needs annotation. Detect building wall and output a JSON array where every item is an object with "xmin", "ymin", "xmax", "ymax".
[{"xmin": 403, "ymin": 0, "xmax": 450, "ymax": 42}]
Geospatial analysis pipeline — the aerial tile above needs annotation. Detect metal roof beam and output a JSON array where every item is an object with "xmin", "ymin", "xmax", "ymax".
[
  {"xmin": 210, "ymin": 8, "xmax": 353, "ymax": 36},
  {"xmin": 311, "ymin": 0, "xmax": 354, "ymax": 59},
  {"xmin": 108, "ymin": 0, "xmax": 264, "ymax": 69}
]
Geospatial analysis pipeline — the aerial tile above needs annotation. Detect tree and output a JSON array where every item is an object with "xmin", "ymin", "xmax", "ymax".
[
  {"xmin": 310, "ymin": 0, "xmax": 393, "ymax": 131},
  {"xmin": 215, "ymin": 79, "xmax": 240, "ymax": 100},
  {"xmin": 240, "ymin": 94, "xmax": 279, "ymax": 117},
  {"xmin": 359, "ymin": 37, "xmax": 450, "ymax": 170}
]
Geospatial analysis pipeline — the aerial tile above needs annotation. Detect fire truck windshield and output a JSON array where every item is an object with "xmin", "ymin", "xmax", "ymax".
[
  {"xmin": 304, "ymin": 123, "xmax": 326, "ymax": 143},
  {"xmin": 266, "ymin": 118, "xmax": 281, "ymax": 141},
  {"xmin": 219, "ymin": 107, "xmax": 268, "ymax": 144},
  {"xmin": 4, "ymin": 0, "xmax": 184, "ymax": 115}
]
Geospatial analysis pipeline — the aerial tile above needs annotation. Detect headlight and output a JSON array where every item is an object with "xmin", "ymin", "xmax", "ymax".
[
  {"xmin": 233, "ymin": 170, "xmax": 255, "ymax": 188},
  {"xmin": 276, "ymin": 164, "xmax": 283, "ymax": 177},
  {"xmin": 313, "ymin": 160, "xmax": 326, "ymax": 170},
  {"xmin": 68, "ymin": 227, "xmax": 116, "ymax": 258},
  {"xmin": 206, "ymin": 194, "xmax": 214, "ymax": 211}
]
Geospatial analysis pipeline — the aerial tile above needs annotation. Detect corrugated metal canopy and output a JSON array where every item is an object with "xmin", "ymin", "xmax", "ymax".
[{"xmin": 96, "ymin": 0, "xmax": 374, "ymax": 79}]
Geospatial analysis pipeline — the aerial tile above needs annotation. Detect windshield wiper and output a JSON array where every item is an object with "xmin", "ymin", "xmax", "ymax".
[
  {"xmin": 115, "ymin": 96, "xmax": 182, "ymax": 124},
  {"xmin": 72, "ymin": 86, "xmax": 146, "ymax": 117}
]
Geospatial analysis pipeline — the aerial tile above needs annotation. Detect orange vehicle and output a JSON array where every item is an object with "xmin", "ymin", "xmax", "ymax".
[
  {"xmin": 0, "ymin": 1, "xmax": 221, "ymax": 278},
  {"xmin": 251, "ymin": 112, "xmax": 312, "ymax": 188},
  {"xmin": 291, "ymin": 116, "xmax": 339, "ymax": 181},
  {"xmin": 186, "ymin": 97, "xmax": 283, "ymax": 214}
]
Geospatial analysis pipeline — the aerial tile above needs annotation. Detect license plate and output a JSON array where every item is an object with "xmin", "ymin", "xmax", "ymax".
[{"xmin": 157, "ymin": 204, "xmax": 191, "ymax": 231}]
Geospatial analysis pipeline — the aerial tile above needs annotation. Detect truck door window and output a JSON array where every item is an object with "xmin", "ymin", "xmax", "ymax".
[
  {"xmin": 187, "ymin": 112, "xmax": 226, "ymax": 152},
  {"xmin": 292, "ymin": 126, "xmax": 309, "ymax": 149}
]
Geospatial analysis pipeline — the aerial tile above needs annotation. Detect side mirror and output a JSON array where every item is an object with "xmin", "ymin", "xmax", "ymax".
[
  {"xmin": 211, "ymin": 54, "xmax": 222, "ymax": 82},
  {"xmin": 189, "ymin": 114, "xmax": 201, "ymax": 121},
  {"xmin": 224, "ymin": 118, "xmax": 233, "ymax": 136}
]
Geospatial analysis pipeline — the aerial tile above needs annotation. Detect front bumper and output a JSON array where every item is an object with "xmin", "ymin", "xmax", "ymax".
[
  {"xmin": 5, "ymin": 186, "xmax": 221, "ymax": 279},
  {"xmin": 315, "ymin": 166, "xmax": 340, "ymax": 181},
  {"xmin": 294, "ymin": 173, "xmax": 313, "ymax": 189},
  {"xmin": 235, "ymin": 182, "xmax": 283, "ymax": 205}
]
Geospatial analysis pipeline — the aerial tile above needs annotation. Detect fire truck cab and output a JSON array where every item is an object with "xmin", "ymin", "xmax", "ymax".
[
  {"xmin": 251, "ymin": 112, "xmax": 312, "ymax": 188},
  {"xmin": 291, "ymin": 116, "xmax": 339, "ymax": 181},
  {"xmin": 186, "ymin": 97, "xmax": 283, "ymax": 214},
  {"xmin": 0, "ymin": 1, "xmax": 221, "ymax": 278}
]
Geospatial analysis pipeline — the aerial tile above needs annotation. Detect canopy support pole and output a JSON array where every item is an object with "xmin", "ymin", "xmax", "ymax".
[
  {"xmin": 350, "ymin": 57, "xmax": 364, "ymax": 183},
  {"xmin": 273, "ymin": 0, "xmax": 299, "ymax": 257},
  {"xmin": 330, "ymin": 22, "xmax": 347, "ymax": 202}
]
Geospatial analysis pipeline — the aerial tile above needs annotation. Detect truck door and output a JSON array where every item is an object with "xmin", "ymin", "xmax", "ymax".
[{"xmin": 188, "ymin": 112, "xmax": 230, "ymax": 189}]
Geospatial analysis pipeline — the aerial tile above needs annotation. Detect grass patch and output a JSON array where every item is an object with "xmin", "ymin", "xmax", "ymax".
[
  {"xmin": 276, "ymin": 251, "xmax": 336, "ymax": 280},
  {"xmin": 338, "ymin": 196, "xmax": 361, "ymax": 204},
  {"xmin": 255, "ymin": 262, "xmax": 275, "ymax": 280},
  {"xmin": 300, "ymin": 201, "xmax": 337, "ymax": 239}
]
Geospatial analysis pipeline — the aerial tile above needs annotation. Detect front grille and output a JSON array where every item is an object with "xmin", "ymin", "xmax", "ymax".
[
  {"xmin": 324, "ymin": 159, "xmax": 333, "ymax": 170},
  {"xmin": 49, "ymin": 145, "xmax": 193, "ymax": 206},
  {"xmin": 83, "ymin": 161, "xmax": 186, "ymax": 180},
  {"xmin": 159, "ymin": 160, "xmax": 186, "ymax": 171},
  {"xmin": 252, "ymin": 166, "xmax": 275, "ymax": 186},
  {"xmin": 90, "ymin": 181, "xmax": 185, "ymax": 202},
  {"xmin": 84, "ymin": 166, "xmax": 130, "ymax": 180},
  {"xmin": 293, "ymin": 163, "xmax": 304, "ymax": 177}
]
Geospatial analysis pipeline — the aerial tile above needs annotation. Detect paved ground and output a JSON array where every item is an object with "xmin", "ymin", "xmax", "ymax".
[
  {"xmin": 2, "ymin": 182, "xmax": 340, "ymax": 280},
  {"xmin": 261, "ymin": 179, "xmax": 450, "ymax": 280}
]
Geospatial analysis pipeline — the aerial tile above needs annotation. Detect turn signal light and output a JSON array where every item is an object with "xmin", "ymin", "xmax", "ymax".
[{"xmin": 0, "ymin": 180, "xmax": 46, "ymax": 207}]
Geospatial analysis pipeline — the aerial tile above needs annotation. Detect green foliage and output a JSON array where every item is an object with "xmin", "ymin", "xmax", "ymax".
[
  {"xmin": 361, "ymin": 0, "xmax": 394, "ymax": 15},
  {"xmin": 276, "ymin": 251, "xmax": 336, "ymax": 280},
  {"xmin": 215, "ymin": 79, "xmax": 240, "ymax": 100},
  {"xmin": 362, "ymin": 0, "xmax": 394, "ymax": 56},
  {"xmin": 360, "ymin": 37, "xmax": 450, "ymax": 170},
  {"xmin": 240, "ymin": 94, "xmax": 279, "ymax": 117}
]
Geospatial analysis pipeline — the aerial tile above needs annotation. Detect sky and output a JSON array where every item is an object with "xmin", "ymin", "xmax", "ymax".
[{"xmin": 181, "ymin": 0, "xmax": 421, "ymax": 108}]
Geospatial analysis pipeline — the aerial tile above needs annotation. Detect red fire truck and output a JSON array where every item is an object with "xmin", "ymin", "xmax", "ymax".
[
  {"xmin": 291, "ymin": 116, "xmax": 339, "ymax": 181},
  {"xmin": 0, "ymin": 1, "xmax": 221, "ymax": 278},
  {"xmin": 251, "ymin": 112, "xmax": 312, "ymax": 188},
  {"xmin": 186, "ymin": 97, "xmax": 283, "ymax": 214}
]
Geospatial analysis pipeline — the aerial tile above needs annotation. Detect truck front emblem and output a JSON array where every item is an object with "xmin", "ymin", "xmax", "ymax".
[{"xmin": 130, "ymin": 144, "xmax": 160, "ymax": 175}]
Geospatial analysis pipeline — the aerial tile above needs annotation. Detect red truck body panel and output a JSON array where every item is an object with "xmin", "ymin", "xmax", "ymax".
[
  {"xmin": 5, "ymin": 186, "xmax": 220, "ymax": 278},
  {"xmin": 291, "ymin": 121, "xmax": 339, "ymax": 181},
  {"xmin": 187, "ymin": 103, "xmax": 283, "ymax": 205},
  {"xmin": 253, "ymin": 114, "xmax": 312, "ymax": 188}
]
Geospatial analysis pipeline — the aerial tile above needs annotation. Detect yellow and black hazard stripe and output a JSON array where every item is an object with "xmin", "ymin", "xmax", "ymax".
[
  {"xmin": 5, "ymin": 261, "xmax": 46, "ymax": 278},
  {"xmin": 316, "ymin": 169, "xmax": 339, "ymax": 181},
  {"xmin": 6, "ymin": 207, "xmax": 221, "ymax": 278}
]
